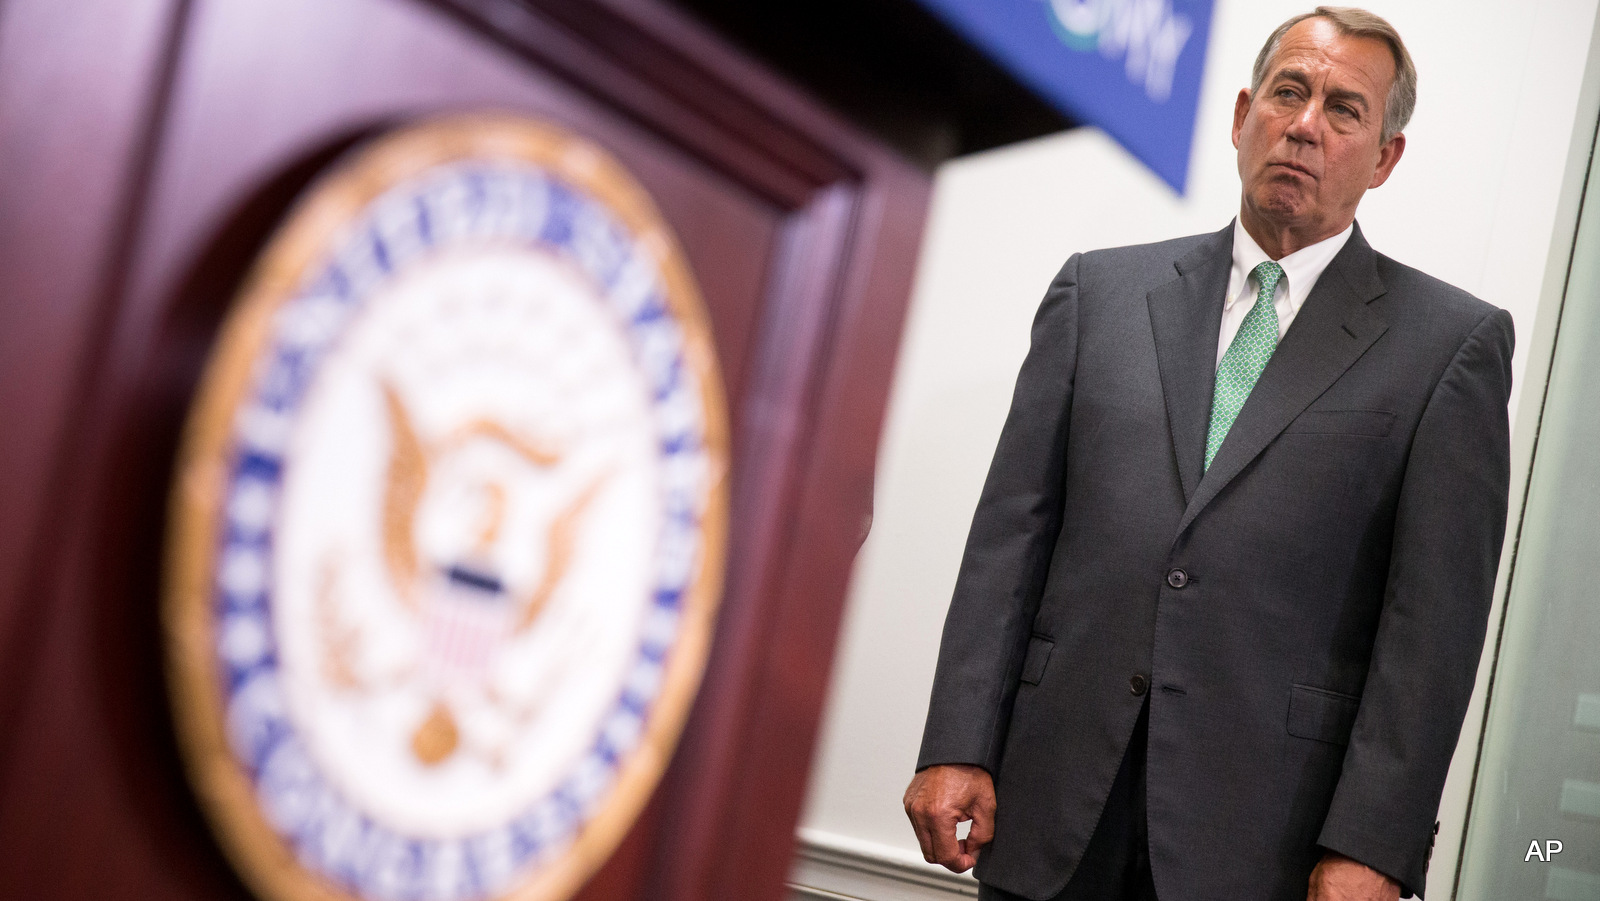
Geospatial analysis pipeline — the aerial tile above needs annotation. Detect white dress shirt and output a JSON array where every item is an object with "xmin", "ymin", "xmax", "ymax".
[{"xmin": 1217, "ymin": 219, "xmax": 1354, "ymax": 366}]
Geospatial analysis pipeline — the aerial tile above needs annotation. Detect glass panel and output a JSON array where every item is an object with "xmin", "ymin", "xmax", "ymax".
[{"xmin": 1458, "ymin": 145, "xmax": 1600, "ymax": 897}]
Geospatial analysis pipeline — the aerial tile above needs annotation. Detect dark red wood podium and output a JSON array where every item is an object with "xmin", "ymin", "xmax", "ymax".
[{"xmin": 0, "ymin": 1, "xmax": 929, "ymax": 898}]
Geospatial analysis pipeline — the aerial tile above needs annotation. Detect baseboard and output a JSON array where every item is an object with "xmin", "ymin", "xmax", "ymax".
[{"xmin": 788, "ymin": 828, "xmax": 981, "ymax": 901}]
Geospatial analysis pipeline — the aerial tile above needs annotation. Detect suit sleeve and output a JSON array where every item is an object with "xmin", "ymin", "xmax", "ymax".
[
  {"xmin": 915, "ymin": 253, "xmax": 1082, "ymax": 776},
  {"xmin": 1316, "ymin": 308, "xmax": 1515, "ymax": 898}
]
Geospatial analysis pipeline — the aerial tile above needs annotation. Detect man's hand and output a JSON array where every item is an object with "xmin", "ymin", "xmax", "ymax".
[
  {"xmin": 1307, "ymin": 851, "xmax": 1401, "ymax": 901},
  {"xmin": 903, "ymin": 764, "xmax": 996, "ymax": 873}
]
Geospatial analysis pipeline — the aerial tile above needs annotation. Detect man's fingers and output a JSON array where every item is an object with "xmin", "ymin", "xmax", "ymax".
[
  {"xmin": 962, "ymin": 778, "xmax": 997, "ymax": 855},
  {"xmin": 904, "ymin": 776, "xmax": 935, "ymax": 863},
  {"xmin": 904, "ymin": 793, "xmax": 936, "ymax": 863},
  {"xmin": 909, "ymin": 804, "xmax": 971, "ymax": 871},
  {"xmin": 908, "ymin": 813, "xmax": 935, "ymax": 864},
  {"xmin": 966, "ymin": 808, "xmax": 995, "ymax": 850},
  {"xmin": 925, "ymin": 812, "xmax": 963, "ymax": 868},
  {"xmin": 953, "ymin": 839, "xmax": 978, "ymax": 873}
]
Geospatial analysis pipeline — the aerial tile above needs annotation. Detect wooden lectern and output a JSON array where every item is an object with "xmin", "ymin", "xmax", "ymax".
[{"xmin": 0, "ymin": 1, "xmax": 929, "ymax": 898}]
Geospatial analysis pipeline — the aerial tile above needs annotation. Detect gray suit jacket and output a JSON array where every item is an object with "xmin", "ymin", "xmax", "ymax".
[{"xmin": 916, "ymin": 222, "xmax": 1513, "ymax": 900}]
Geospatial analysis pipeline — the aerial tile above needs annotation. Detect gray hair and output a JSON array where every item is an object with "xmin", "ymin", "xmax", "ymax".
[{"xmin": 1250, "ymin": 6, "xmax": 1416, "ymax": 144}]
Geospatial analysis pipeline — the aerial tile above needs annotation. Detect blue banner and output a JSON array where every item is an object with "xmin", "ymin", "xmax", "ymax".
[{"xmin": 916, "ymin": 0, "xmax": 1216, "ymax": 193}]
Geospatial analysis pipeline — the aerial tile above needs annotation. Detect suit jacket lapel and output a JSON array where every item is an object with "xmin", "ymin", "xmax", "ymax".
[
  {"xmin": 1147, "ymin": 224, "xmax": 1233, "ymax": 505},
  {"xmin": 1174, "ymin": 222, "xmax": 1390, "ymax": 538}
]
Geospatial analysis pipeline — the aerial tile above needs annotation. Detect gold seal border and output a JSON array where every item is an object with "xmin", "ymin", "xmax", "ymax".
[{"xmin": 163, "ymin": 113, "xmax": 731, "ymax": 901}]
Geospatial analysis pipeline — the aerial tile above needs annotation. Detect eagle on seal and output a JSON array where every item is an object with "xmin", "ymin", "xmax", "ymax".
[{"xmin": 366, "ymin": 378, "xmax": 605, "ymax": 767}]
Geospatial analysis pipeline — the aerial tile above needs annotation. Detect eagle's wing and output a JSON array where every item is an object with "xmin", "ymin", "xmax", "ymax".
[
  {"xmin": 514, "ymin": 473, "xmax": 607, "ymax": 633},
  {"xmin": 441, "ymin": 419, "xmax": 561, "ymax": 467},
  {"xmin": 380, "ymin": 379, "xmax": 427, "ymax": 612}
]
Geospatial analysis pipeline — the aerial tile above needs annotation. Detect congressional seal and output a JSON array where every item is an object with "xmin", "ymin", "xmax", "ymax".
[{"xmin": 164, "ymin": 115, "xmax": 729, "ymax": 901}]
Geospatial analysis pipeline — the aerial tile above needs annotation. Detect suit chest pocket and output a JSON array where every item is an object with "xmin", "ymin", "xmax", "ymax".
[
  {"xmin": 1282, "ymin": 409, "xmax": 1395, "ymax": 437},
  {"xmin": 1020, "ymin": 636, "xmax": 1054, "ymax": 685},
  {"xmin": 1287, "ymin": 684, "xmax": 1361, "ymax": 745}
]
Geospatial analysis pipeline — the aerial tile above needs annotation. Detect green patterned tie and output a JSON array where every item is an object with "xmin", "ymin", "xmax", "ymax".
[{"xmin": 1205, "ymin": 260, "xmax": 1285, "ymax": 470}]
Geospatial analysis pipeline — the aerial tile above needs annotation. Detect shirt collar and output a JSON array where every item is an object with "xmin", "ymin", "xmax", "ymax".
[{"xmin": 1228, "ymin": 218, "xmax": 1355, "ymax": 312}]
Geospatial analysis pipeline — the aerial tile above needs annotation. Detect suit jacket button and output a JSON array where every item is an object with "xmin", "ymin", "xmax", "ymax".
[
  {"xmin": 1129, "ymin": 674, "xmax": 1149, "ymax": 696},
  {"xmin": 1166, "ymin": 569, "xmax": 1189, "ymax": 589}
]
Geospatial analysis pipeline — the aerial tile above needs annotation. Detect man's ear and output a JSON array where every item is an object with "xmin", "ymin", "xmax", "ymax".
[
  {"xmin": 1368, "ymin": 133, "xmax": 1406, "ymax": 189},
  {"xmin": 1232, "ymin": 88, "xmax": 1251, "ymax": 149}
]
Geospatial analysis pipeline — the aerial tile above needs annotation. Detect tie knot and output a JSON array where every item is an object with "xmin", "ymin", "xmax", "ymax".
[{"xmin": 1253, "ymin": 260, "xmax": 1285, "ymax": 295}]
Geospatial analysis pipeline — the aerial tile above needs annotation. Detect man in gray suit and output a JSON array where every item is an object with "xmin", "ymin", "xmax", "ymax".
[{"xmin": 904, "ymin": 8, "xmax": 1513, "ymax": 901}]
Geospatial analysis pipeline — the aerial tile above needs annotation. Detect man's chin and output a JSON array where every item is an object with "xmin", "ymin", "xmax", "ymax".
[{"xmin": 1246, "ymin": 193, "xmax": 1312, "ymax": 228}]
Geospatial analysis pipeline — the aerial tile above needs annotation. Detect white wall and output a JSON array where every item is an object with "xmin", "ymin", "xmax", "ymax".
[{"xmin": 797, "ymin": 1, "xmax": 1600, "ymax": 898}]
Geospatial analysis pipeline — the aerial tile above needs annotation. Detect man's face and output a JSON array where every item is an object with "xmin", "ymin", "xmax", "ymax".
[{"xmin": 1233, "ymin": 17, "xmax": 1405, "ymax": 245}]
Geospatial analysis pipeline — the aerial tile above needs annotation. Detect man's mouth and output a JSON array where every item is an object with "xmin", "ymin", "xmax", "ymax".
[{"xmin": 1269, "ymin": 161, "xmax": 1315, "ymax": 178}]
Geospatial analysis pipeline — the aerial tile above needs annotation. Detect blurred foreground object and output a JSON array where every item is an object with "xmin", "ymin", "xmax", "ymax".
[{"xmin": 0, "ymin": 2, "xmax": 930, "ymax": 900}]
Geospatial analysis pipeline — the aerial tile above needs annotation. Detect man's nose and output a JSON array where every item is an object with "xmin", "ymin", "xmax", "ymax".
[{"xmin": 1285, "ymin": 102, "xmax": 1322, "ymax": 144}]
